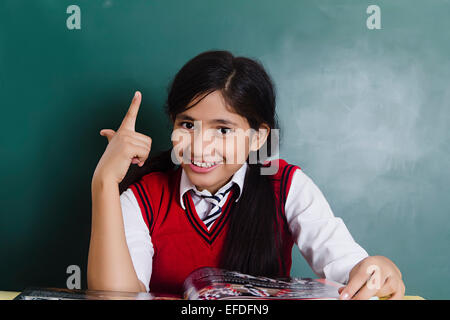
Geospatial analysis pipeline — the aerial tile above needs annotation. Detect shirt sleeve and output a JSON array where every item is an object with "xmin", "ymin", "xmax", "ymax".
[
  {"xmin": 285, "ymin": 169, "xmax": 369, "ymax": 284},
  {"xmin": 120, "ymin": 188, "xmax": 154, "ymax": 292}
]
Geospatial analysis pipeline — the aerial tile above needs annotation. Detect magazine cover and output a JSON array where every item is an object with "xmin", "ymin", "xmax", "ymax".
[{"xmin": 183, "ymin": 267, "xmax": 342, "ymax": 300}]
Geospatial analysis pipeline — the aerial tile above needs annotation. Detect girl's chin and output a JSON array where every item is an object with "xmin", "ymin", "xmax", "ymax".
[{"xmin": 184, "ymin": 168, "xmax": 220, "ymax": 192}]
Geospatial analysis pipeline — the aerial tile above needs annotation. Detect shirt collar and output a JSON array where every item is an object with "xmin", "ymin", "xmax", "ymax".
[{"xmin": 179, "ymin": 162, "xmax": 248, "ymax": 209}]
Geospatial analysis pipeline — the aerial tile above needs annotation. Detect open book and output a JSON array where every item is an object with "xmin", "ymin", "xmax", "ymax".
[{"xmin": 15, "ymin": 267, "xmax": 344, "ymax": 300}]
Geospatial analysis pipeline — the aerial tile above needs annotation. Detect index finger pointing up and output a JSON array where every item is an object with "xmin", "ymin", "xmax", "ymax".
[{"xmin": 119, "ymin": 91, "xmax": 142, "ymax": 131}]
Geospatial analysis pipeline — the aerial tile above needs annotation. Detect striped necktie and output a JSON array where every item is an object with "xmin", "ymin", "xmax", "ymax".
[{"xmin": 193, "ymin": 184, "xmax": 235, "ymax": 230}]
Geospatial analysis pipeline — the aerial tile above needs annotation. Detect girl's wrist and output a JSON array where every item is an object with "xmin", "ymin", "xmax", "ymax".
[{"xmin": 92, "ymin": 172, "xmax": 119, "ymax": 190}]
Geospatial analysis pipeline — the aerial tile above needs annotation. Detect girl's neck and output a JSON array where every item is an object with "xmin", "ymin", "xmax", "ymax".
[{"xmin": 196, "ymin": 176, "xmax": 233, "ymax": 195}]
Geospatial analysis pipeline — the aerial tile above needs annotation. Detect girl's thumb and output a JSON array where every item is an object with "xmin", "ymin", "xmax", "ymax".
[{"xmin": 100, "ymin": 129, "xmax": 115, "ymax": 142}]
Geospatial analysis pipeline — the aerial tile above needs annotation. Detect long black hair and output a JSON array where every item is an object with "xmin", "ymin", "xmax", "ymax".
[{"xmin": 120, "ymin": 50, "xmax": 286, "ymax": 277}]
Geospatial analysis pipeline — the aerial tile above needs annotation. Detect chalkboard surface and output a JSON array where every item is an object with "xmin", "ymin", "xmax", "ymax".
[{"xmin": 1, "ymin": 0, "xmax": 449, "ymax": 299}]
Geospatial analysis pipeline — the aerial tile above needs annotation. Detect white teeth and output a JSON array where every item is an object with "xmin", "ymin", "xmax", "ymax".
[{"xmin": 191, "ymin": 160, "xmax": 220, "ymax": 168}]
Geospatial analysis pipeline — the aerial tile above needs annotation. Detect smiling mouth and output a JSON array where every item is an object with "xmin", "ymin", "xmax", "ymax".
[{"xmin": 190, "ymin": 160, "xmax": 223, "ymax": 168}]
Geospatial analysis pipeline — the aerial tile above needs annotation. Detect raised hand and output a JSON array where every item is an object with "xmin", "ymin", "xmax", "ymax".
[{"xmin": 93, "ymin": 91, "xmax": 153, "ymax": 184}]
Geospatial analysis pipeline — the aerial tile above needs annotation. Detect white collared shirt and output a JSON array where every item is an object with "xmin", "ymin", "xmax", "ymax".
[
  {"xmin": 179, "ymin": 161, "xmax": 247, "ymax": 218},
  {"xmin": 120, "ymin": 163, "xmax": 369, "ymax": 292}
]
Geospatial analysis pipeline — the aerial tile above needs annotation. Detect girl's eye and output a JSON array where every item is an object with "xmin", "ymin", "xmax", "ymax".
[
  {"xmin": 217, "ymin": 127, "xmax": 233, "ymax": 135},
  {"xmin": 180, "ymin": 122, "xmax": 194, "ymax": 130}
]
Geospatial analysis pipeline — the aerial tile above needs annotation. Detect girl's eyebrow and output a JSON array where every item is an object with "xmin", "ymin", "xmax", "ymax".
[
  {"xmin": 176, "ymin": 114, "xmax": 238, "ymax": 126},
  {"xmin": 211, "ymin": 119, "xmax": 238, "ymax": 126}
]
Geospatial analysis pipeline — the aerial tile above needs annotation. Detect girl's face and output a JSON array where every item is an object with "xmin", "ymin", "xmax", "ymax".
[{"xmin": 172, "ymin": 90, "xmax": 268, "ymax": 194}]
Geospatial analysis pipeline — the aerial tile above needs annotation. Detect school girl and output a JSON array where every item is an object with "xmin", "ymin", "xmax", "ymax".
[{"xmin": 87, "ymin": 50, "xmax": 405, "ymax": 300}]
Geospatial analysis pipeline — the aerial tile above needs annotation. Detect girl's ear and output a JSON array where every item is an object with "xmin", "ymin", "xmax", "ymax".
[{"xmin": 249, "ymin": 124, "xmax": 271, "ymax": 152}]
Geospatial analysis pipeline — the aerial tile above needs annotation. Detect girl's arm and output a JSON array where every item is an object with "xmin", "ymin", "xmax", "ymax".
[
  {"xmin": 87, "ymin": 91, "xmax": 152, "ymax": 292},
  {"xmin": 286, "ymin": 169, "xmax": 404, "ymax": 299},
  {"xmin": 88, "ymin": 176, "xmax": 147, "ymax": 292},
  {"xmin": 285, "ymin": 169, "xmax": 369, "ymax": 284},
  {"xmin": 120, "ymin": 187, "xmax": 154, "ymax": 293}
]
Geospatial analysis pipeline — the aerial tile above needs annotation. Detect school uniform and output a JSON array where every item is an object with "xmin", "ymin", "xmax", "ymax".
[{"xmin": 120, "ymin": 159, "xmax": 368, "ymax": 294}]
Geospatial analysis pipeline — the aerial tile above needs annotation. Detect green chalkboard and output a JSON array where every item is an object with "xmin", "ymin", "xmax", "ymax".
[{"xmin": 1, "ymin": 0, "xmax": 449, "ymax": 299}]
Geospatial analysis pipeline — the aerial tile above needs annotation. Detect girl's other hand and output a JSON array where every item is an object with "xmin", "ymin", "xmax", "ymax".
[
  {"xmin": 338, "ymin": 255, "xmax": 405, "ymax": 300},
  {"xmin": 93, "ymin": 91, "xmax": 152, "ymax": 184}
]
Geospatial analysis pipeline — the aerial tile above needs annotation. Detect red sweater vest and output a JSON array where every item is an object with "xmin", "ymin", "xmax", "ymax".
[{"xmin": 129, "ymin": 159, "xmax": 300, "ymax": 296}]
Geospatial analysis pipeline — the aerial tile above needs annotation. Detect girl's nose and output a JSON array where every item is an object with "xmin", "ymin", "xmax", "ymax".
[{"xmin": 191, "ymin": 127, "xmax": 217, "ymax": 160}]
